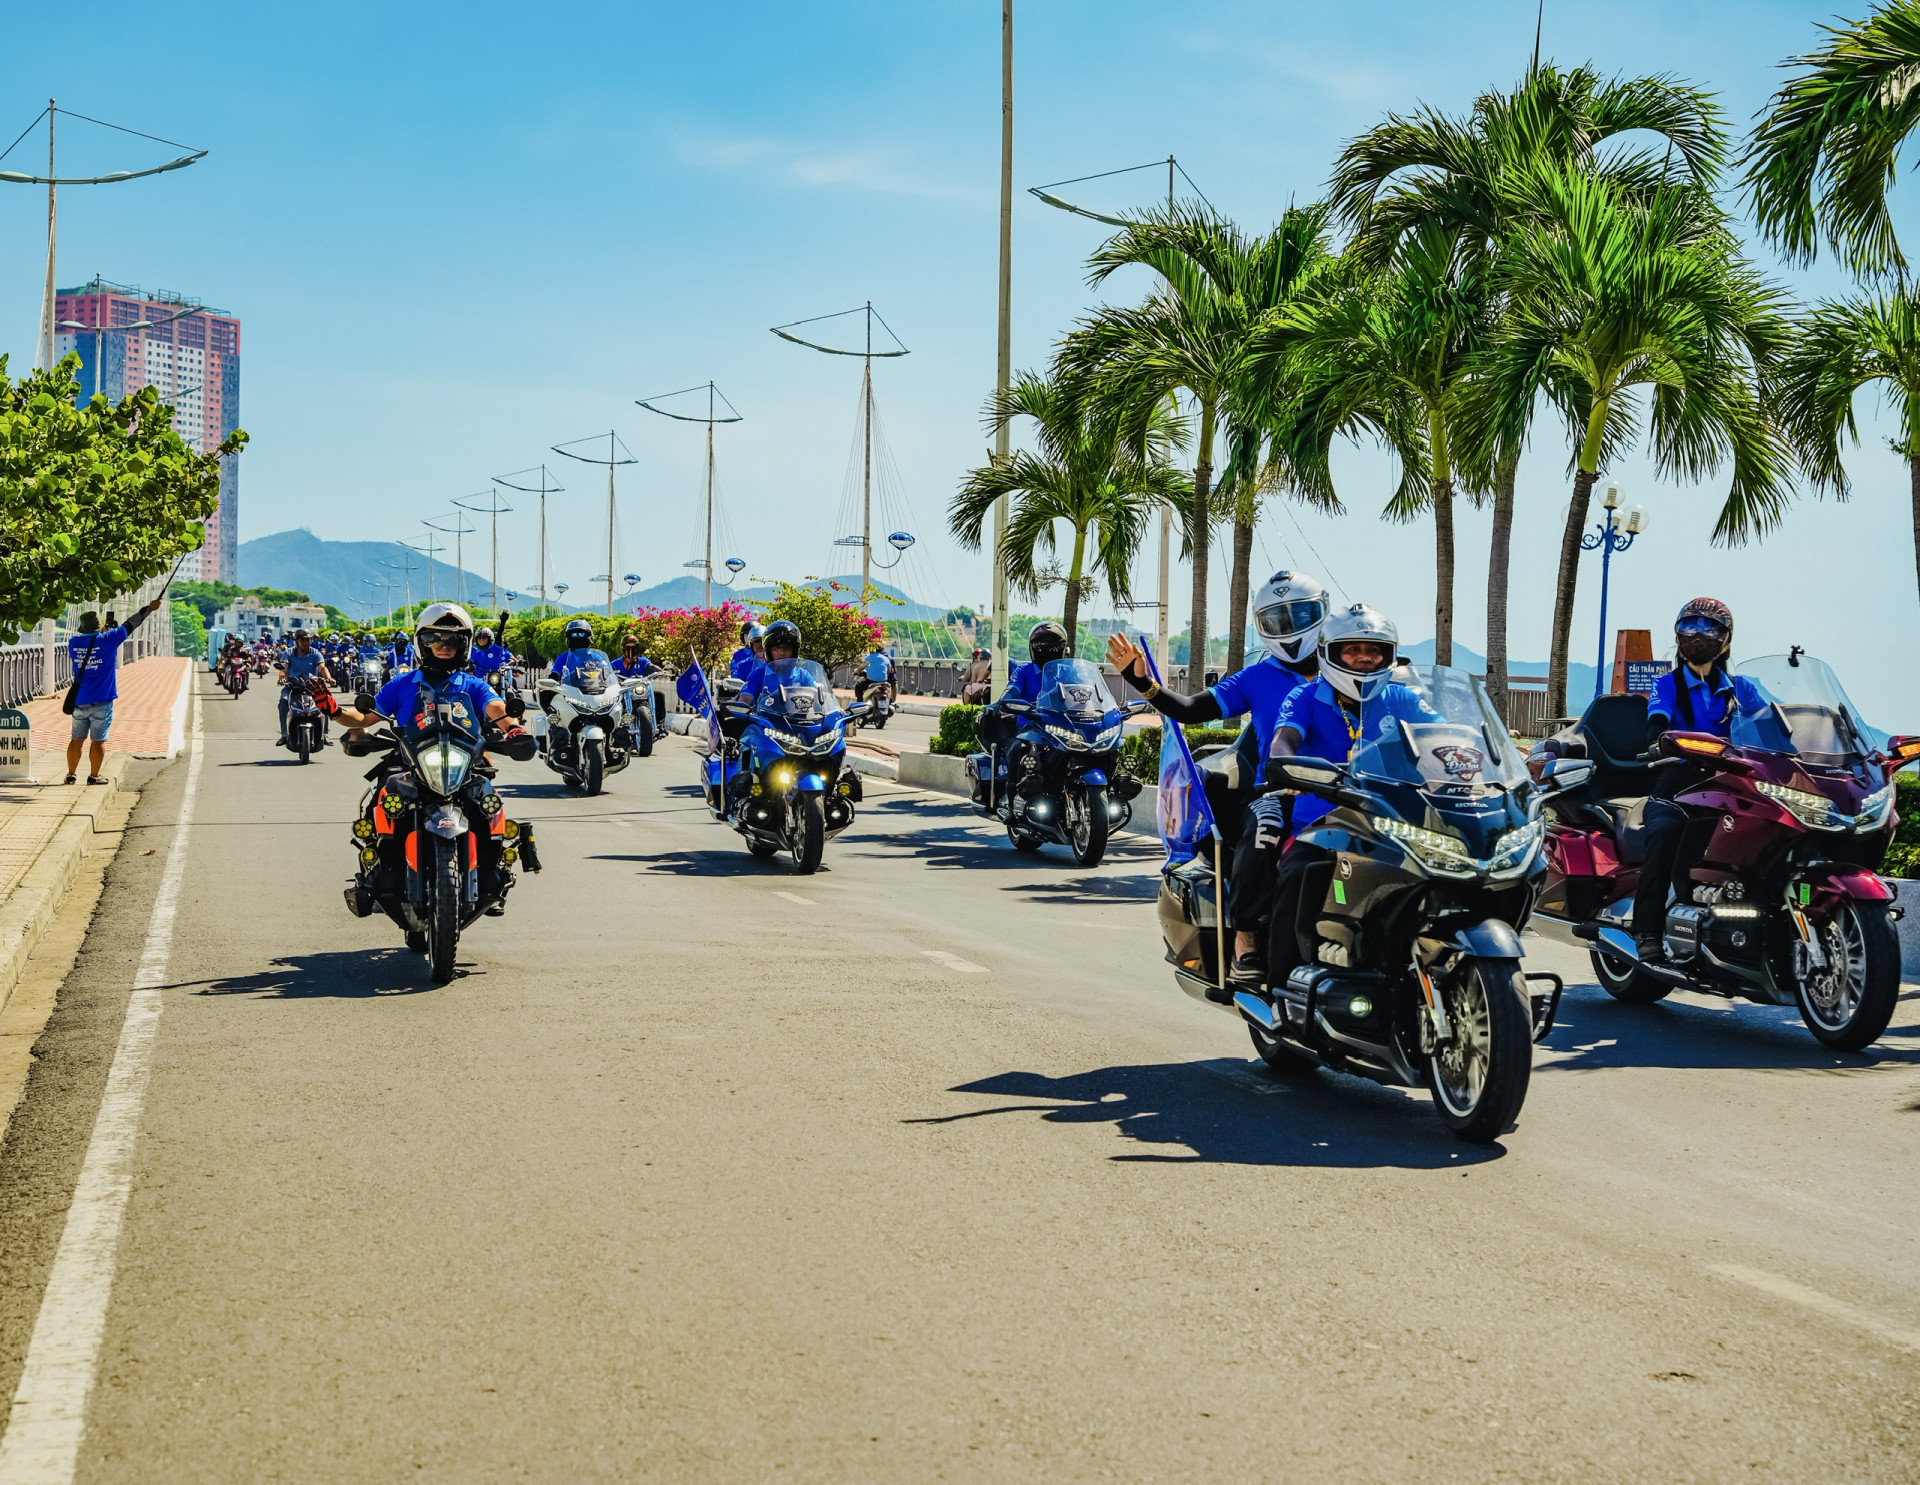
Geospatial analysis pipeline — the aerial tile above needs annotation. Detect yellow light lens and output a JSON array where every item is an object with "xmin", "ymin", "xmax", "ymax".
[
  {"xmin": 1898, "ymin": 741, "xmax": 1920, "ymax": 760},
  {"xmin": 358, "ymin": 847, "xmax": 379, "ymax": 870},
  {"xmin": 500, "ymin": 846, "xmax": 518, "ymax": 866},
  {"xmin": 352, "ymin": 818, "xmax": 375, "ymax": 840},
  {"xmin": 1675, "ymin": 736, "xmax": 1726, "ymax": 755},
  {"xmin": 502, "ymin": 819, "xmax": 519, "ymax": 839}
]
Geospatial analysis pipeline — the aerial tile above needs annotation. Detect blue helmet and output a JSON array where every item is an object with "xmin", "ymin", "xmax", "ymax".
[{"xmin": 564, "ymin": 618, "xmax": 594, "ymax": 651}]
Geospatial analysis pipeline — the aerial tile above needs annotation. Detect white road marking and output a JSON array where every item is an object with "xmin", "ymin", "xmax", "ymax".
[
  {"xmin": 0, "ymin": 689, "xmax": 204, "ymax": 1482},
  {"xmin": 773, "ymin": 891, "xmax": 816, "ymax": 906},
  {"xmin": 1710, "ymin": 1264, "xmax": 1920, "ymax": 1354},
  {"xmin": 921, "ymin": 950, "xmax": 988, "ymax": 974}
]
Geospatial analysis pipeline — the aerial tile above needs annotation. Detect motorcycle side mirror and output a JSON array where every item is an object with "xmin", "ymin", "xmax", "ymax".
[
  {"xmin": 1271, "ymin": 757, "xmax": 1344, "ymax": 789},
  {"xmin": 504, "ymin": 694, "xmax": 526, "ymax": 719},
  {"xmin": 847, "ymin": 702, "xmax": 870, "ymax": 716},
  {"xmin": 1544, "ymin": 758, "xmax": 1593, "ymax": 788},
  {"xmin": 1885, "ymin": 734, "xmax": 1920, "ymax": 769},
  {"xmin": 354, "ymin": 692, "xmax": 377, "ymax": 713},
  {"xmin": 1124, "ymin": 700, "xmax": 1151, "ymax": 716}
]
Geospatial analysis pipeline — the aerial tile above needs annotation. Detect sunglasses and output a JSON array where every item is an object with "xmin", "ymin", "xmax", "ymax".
[{"xmin": 1675, "ymin": 617, "xmax": 1727, "ymax": 637}]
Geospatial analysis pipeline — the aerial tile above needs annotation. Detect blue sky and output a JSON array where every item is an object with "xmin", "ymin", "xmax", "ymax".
[{"xmin": 2, "ymin": 1, "xmax": 1914, "ymax": 720}]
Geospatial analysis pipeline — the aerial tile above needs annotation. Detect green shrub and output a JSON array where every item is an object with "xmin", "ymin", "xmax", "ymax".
[
  {"xmin": 929, "ymin": 704, "xmax": 981, "ymax": 756},
  {"xmin": 1119, "ymin": 722, "xmax": 1241, "ymax": 783},
  {"xmin": 1885, "ymin": 774, "xmax": 1920, "ymax": 878}
]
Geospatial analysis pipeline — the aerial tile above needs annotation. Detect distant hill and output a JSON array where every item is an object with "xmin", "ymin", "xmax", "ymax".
[{"xmin": 238, "ymin": 530, "xmax": 951, "ymax": 622}]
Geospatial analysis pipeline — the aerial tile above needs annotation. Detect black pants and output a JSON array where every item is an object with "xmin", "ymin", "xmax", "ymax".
[
  {"xmin": 1264, "ymin": 842, "xmax": 1334, "ymax": 989},
  {"xmin": 1632, "ymin": 797, "xmax": 1691, "ymax": 940},
  {"xmin": 1225, "ymin": 796, "xmax": 1289, "ymax": 936}
]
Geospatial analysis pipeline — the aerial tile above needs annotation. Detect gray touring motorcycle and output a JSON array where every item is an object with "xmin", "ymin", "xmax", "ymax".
[{"xmin": 1159, "ymin": 664, "xmax": 1566, "ymax": 1142}]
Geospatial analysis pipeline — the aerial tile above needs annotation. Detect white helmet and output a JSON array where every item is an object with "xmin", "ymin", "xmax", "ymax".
[
  {"xmin": 1318, "ymin": 603, "xmax": 1399, "ymax": 705},
  {"xmin": 1250, "ymin": 570, "xmax": 1328, "ymax": 667},
  {"xmin": 414, "ymin": 602, "xmax": 475, "ymax": 677}
]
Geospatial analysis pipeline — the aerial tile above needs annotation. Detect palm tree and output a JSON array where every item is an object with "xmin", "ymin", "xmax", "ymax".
[
  {"xmin": 1744, "ymin": 1, "xmax": 1920, "ymax": 278},
  {"xmin": 1779, "ymin": 292, "xmax": 1920, "ymax": 603},
  {"xmin": 1329, "ymin": 64, "xmax": 1726, "ymax": 710},
  {"xmin": 1058, "ymin": 204, "xmax": 1336, "ymax": 682},
  {"xmin": 950, "ymin": 371, "xmax": 1189, "ymax": 643},
  {"xmin": 1470, "ymin": 164, "xmax": 1794, "ymax": 718}
]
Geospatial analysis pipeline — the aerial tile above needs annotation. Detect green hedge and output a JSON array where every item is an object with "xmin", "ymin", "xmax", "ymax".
[
  {"xmin": 1886, "ymin": 774, "xmax": 1920, "ymax": 879},
  {"xmin": 928, "ymin": 704, "xmax": 981, "ymax": 756},
  {"xmin": 1120, "ymin": 723, "xmax": 1241, "ymax": 783}
]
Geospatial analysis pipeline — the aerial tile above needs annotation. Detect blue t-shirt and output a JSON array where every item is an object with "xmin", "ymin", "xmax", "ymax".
[
  {"xmin": 729, "ymin": 647, "xmax": 759, "ymax": 680},
  {"xmin": 470, "ymin": 643, "xmax": 512, "ymax": 675},
  {"xmin": 68, "ymin": 626, "xmax": 131, "ymax": 707},
  {"xmin": 1647, "ymin": 667, "xmax": 1766, "ymax": 739},
  {"xmin": 281, "ymin": 651, "xmax": 323, "ymax": 684},
  {"xmin": 388, "ymin": 643, "xmax": 413, "ymax": 670},
  {"xmin": 865, "ymin": 652, "xmax": 893, "ymax": 682},
  {"xmin": 550, "ymin": 648, "xmax": 611, "ymax": 682},
  {"xmin": 613, "ymin": 655, "xmax": 654, "ymax": 678},
  {"xmin": 373, "ymin": 669, "xmax": 500, "ymax": 733},
  {"xmin": 1275, "ymin": 678, "xmax": 1439, "ymax": 827},
  {"xmin": 1209, "ymin": 656, "xmax": 1313, "ymax": 762},
  {"xmin": 1001, "ymin": 661, "xmax": 1043, "ymax": 704},
  {"xmin": 357, "ymin": 644, "xmax": 383, "ymax": 660}
]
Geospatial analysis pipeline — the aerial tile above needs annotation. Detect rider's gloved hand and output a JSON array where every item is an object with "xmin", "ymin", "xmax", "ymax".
[
  {"xmin": 312, "ymin": 689, "xmax": 339, "ymax": 716},
  {"xmin": 494, "ymin": 724, "xmax": 538, "ymax": 762}
]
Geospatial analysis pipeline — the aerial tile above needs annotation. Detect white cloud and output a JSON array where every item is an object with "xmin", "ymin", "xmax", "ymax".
[{"xmin": 668, "ymin": 126, "xmax": 986, "ymax": 204}]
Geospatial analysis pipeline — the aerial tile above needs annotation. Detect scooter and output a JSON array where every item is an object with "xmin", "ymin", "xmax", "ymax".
[
  {"xmin": 1160, "ymin": 664, "xmax": 1560, "ymax": 1143},
  {"xmin": 1528, "ymin": 653, "xmax": 1917, "ymax": 1052},
  {"xmin": 967, "ymin": 658, "xmax": 1146, "ymax": 867},
  {"xmin": 285, "ymin": 679, "xmax": 329, "ymax": 763}
]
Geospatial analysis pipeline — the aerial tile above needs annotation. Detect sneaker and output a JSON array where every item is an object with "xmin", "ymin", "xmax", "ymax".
[
  {"xmin": 86, "ymin": 775, "xmax": 107, "ymax": 786},
  {"xmin": 1636, "ymin": 936, "xmax": 1666, "ymax": 964},
  {"xmin": 63, "ymin": 773, "xmax": 76, "ymax": 785},
  {"xmin": 1229, "ymin": 953, "xmax": 1266, "ymax": 985}
]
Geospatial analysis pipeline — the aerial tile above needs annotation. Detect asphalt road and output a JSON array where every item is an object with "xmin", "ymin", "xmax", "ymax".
[{"xmin": 1, "ymin": 673, "xmax": 1918, "ymax": 1482}]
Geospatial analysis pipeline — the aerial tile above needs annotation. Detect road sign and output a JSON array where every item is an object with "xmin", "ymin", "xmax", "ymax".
[
  {"xmin": 1624, "ymin": 661, "xmax": 1665, "ymax": 694},
  {"xmin": 0, "ymin": 708, "xmax": 30, "ymax": 782}
]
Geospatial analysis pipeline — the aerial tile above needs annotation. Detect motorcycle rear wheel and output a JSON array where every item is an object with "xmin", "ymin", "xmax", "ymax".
[
  {"xmin": 582, "ymin": 737, "xmax": 606, "ymax": 796},
  {"xmin": 792, "ymin": 794, "xmax": 825, "ymax": 873},
  {"xmin": 1007, "ymin": 827, "xmax": 1044, "ymax": 853},
  {"xmin": 1247, "ymin": 1020, "xmax": 1317, "ymax": 1074},
  {"xmin": 1795, "ymin": 900, "xmax": 1900, "ymax": 1052},
  {"xmin": 1426, "ymin": 957, "xmax": 1532, "ymax": 1143},
  {"xmin": 1591, "ymin": 945, "xmax": 1671, "ymax": 1004},
  {"xmin": 428, "ymin": 835, "xmax": 461, "ymax": 985},
  {"xmin": 1066, "ymin": 788, "xmax": 1109, "ymax": 867}
]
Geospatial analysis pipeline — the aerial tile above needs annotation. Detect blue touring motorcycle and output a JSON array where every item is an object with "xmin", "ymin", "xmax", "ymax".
[
  {"xmin": 968, "ymin": 658, "xmax": 1146, "ymax": 867},
  {"xmin": 707, "ymin": 659, "xmax": 863, "ymax": 872}
]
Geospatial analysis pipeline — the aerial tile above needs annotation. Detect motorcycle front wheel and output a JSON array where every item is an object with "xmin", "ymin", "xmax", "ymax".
[
  {"xmin": 428, "ymin": 835, "xmax": 461, "ymax": 984},
  {"xmin": 633, "ymin": 709, "xmax": 654, "ymax": 758},
  {"xmin": 296, "ymin": 731, "xmax": 311, "ymax": 764},
  {"xmin": 792, "ymin": 793, "xmax": 825, "ymax": 873},
  {"xmin": 1795, "ymin": 899, "xmax": 1900, "ymax": 1052},
  {"xmin": 1065, "ymin": 788, "xmax": 1109, "ymax": 868},
  {"xmin": 1426, "ymin": 956, "xmax": 1532, "ymax": 1143},
  {"xmin": 582, "ymin": 737, "xmax": 606, "ymax": 796}
]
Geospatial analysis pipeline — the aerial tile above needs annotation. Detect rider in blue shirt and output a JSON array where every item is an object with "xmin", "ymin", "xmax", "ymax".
[
  {"xmin": 854, "ymin": 643, "xmax": 895, "ymax": 704},
  {"xmin": 469, "ymin": 627, "xmax": 512, "ymax": 681},
  {"xmin": 335, "ymin": 606, "xmax": 514, "ymax": 738},
  {"xmin": 275, "ymin": 630, "xmax": 328, "ymax": 747},
  {"xmin": 1264, "ymin": 603, "xmax": 1437, "ymax": 989},
  {"xmin": 613, "ymin": 632, "xmax": 661, "ymax": 728},
  {"xmin": 729, "ymin": 622, "xmax": 766, "ymax": 682},
  {"xmin": 388, "ymin": 633, "xmax": 414, "ymax": 673},
  {"xmin": 1108, "ymin": 571, "xmax": 1331, "ymax": 980},
  {"xmin": 547, "ymin": 618, "xmax": 611, "ymax": 685}
]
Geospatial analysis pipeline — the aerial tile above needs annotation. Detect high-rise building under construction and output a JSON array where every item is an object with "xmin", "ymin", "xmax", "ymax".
[{"xmin": 52, "ymin": 276, "xmax": 242, "ymax": 583}]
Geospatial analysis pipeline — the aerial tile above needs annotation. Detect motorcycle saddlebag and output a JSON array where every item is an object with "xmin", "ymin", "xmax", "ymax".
[
  {"xmin": 965, "ymin": 752, "xmax": 1005, "ymax": 784},
  {"xmin": 1160, "ymin": 856, "xmax": 1219, "ymax": 978}
]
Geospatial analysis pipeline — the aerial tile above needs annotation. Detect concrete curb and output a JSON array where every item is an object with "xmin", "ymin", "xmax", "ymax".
[
  {"xmin": 1893, "ymin": 879, "xmax": 1920, "ymax": 979},
  {"xmin": 0, "ymin": 754, "xmax": 131, "ymax": 1018}
]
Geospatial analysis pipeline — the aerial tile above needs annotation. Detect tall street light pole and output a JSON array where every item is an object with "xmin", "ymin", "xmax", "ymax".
[
  {"xmin": 991, "ymin": 0, "xmax": 1014, "ymax": 694},
  {"xmin": 455, "ymin": 490, "xmax": 513, "ymax": 614}
]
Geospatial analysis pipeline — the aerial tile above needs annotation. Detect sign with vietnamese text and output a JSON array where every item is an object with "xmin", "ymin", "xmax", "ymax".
[
  {"xmin": 1624, "ymin": 661, "xmax": 1665, "ymax": 695},
  {"xmin": 0, "ymin": 708, "xmax": 30, "ymax": 782}
]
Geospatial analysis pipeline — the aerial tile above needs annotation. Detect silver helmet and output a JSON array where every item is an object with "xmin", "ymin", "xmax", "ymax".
[
  {"xmin": 1318, "ymin": 603, "xmax": 1399, "ymax": 705},
  {"xmin": 1250, "ymin": 570, "xmax": 1328, "ymax": 667}
]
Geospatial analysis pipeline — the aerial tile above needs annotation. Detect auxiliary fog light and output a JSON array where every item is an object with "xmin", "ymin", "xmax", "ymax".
[
  {"xmin": 352, "ymin": 818, "xmax": 375, "ymax": 841},
  {"xmin": 500, "ymin": 846, "xmax": 518, "ymax": 866},
  {"xmin": 769, "ymin": 765, "xmax": 793, "ymax": 793},
  {"xmin": 358, "ymin": 847, "xmax": 380, "ymax": 871},
  {"xmin": 1106, "ymin": 796, "xmax": 1126, "ymax": 819},
  {"xmin": 1031, "ymin": 799, "xmax": 1052, "ymax": 819},
  {"xmin": 1348, "ymin": 996, "xmax": 1374, "ymax": 1018},
  {"xmin": 502, "ymin": 819, "xmax": 519, "ymax": 840}
]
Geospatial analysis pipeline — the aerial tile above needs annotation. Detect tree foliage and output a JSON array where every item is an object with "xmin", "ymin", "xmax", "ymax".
[
  {"xmin": 752, "ymin": 579, "xmax": 886, "ymax": 678},
  {"xmin": 0, "ymin": 355, "xmax": 246, "ymax": 643}
]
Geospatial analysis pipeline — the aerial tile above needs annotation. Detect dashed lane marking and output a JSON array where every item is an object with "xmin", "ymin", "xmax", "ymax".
[
  {"xmin": 1710, "ymin": 1264, "xmax": 1920, "ymax": 1354},
  {"xmin": 773, "ymin": 891, "xmax": 816, "ymax": 906},
  {"xmin": 0, "ymin": 687, "xmax": 204, "ymax": 1483},
  {"xmin": 921, "ymin": 950, "xmax": 988, "ymax": 974}
]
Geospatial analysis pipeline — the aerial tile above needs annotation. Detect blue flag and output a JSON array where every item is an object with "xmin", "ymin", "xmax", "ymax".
[
  {"xmin": 1139, "ymin": 639, "xmax": 1214, "ymax": 866},
  {"xmin": 675, "ymin": 656, "xmax": 721, "ymax": 754}
]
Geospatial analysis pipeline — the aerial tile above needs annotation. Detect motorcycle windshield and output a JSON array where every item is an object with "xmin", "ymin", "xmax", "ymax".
[
  {"xmin": 572, "ymin": 657, "xmax": 612, "ymax": 695},
  {"xmin": 399, "ymin": 680, "xmax": 484, "ymax": 749},
  {"xmin": 1735, "ymin": 654, "xmax": 1886, "ymax": 760},
  {"xmin": 756, "ymin": 659, "xmax": 845, "ymax": 727},
  {"xmin": 1350, "ymin": 665, "xmax": 1529, "ymax": 794},
  {"xmin": 1035, "ymin": 659, "xmax": 1119, "ymax": 723}
]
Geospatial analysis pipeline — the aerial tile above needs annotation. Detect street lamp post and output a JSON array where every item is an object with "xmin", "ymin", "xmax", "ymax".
[
  {"xmin": 1580, "ymin": 480, "xmax": 1649, "ymax": 701},
  {"xmin": 455, "ymin": 489, "xmax": 513, "ymax": 613},
  {"xmin": 426, "ymin": 512, "xmax": 476, "ymax": 609},
  {"xmin": 993, "ymin": 0, "xmax": 1014, "ymax": 694},
  {"xmin": 494, "ymin": 466, "xmax": 563, "ymax": 616},
  {"xmin": 382, "ymin": 553, "xmax": 420, "ymax": 624},
  {"xmin": 56, "ymin": 316, "xmax": 151, "ymax": 399}
]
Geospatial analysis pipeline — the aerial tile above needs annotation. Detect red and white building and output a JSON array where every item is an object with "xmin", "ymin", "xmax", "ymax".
[{"xmin": 52, "ymin": 277, "xmax": 242, "ymax": 583}]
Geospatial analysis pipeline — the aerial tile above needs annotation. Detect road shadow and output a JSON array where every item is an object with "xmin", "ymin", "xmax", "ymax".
[
  {"xmin": 911, "ymin": 1060, "xmax": 1502, "ymax": 1169},
  {"xmin": 1538, "ymin": 982, "xmax": 1920, "ymax": 1073},
  {"xmin": 587, "ymin": 848, "xmax": 826, "ymax": 877},
  {"xmin": 183, "ymin": 948, "xmax": 447, "ymax": 998}
]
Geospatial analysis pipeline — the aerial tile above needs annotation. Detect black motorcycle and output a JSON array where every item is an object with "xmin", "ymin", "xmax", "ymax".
[
  {"xmin": 286, "ymin": 678, "xmax": 328, "ymax": 763},
  {"xmin": 342, "ymin": 684, "xmax": 541, "ymax": 984},
  {"xmin": 1159, "ymin": 664, "xmax": 1561, "ymax": 1142}
]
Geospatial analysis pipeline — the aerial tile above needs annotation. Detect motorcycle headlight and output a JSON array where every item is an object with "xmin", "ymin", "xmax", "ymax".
[
  {"xmin": 415, "ymin": 741, "xmax": 472, "ymax": 794},
  {"xmin": 1093, "ymin": 723, "xmax": 1122, "ymax": 749},
  {"xmin": 1757, "ymin": 780, "xmax": 1842, "ymax": 830},
  {"xmin": 1487, "ymin": 820, "xmax": 1544, "ymax": 876},
  {"xmin": 761, "ymin": 725, "xmax": 806, "ymax": 751},
  {"xmin": 1045, "ymin": 723, "xmax": 1091, "ymax": 751},
  {"xmin": 1853, "ymin": 783, "xmax": 1896, "ymax": 831},
  {"xmin": 812, "ymin": 727, "xmax": 844, "ymax": 753},
  {"xmin": 1369, "ymin": 814, "xmax": 1473, "ymax": 875}
]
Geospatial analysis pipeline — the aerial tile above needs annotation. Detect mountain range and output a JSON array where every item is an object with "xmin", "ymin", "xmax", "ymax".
[{"xmin": 236, "ymin": 529, "xmax": 952, "ymax": 620}]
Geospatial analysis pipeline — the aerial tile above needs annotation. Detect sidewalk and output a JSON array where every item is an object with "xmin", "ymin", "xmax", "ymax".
[{"xmin": 18, "ymin": 655, "xmax": 190, "ymax": 759}]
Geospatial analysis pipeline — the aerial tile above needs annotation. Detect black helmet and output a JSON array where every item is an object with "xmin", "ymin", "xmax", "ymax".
[
  {"xmin": 762, "ymin": 620, "xmax": 802, "ymax": 664},
  {"xmin": 1027, "ymin": 621, "xmax": 1068, "ymax": 666},
  {"xmin": 1674, "ymin": 596, "xmax": 1733, "ymax": 669},
  {"xmin": 564, "ymin": 618, "xmax": 594, "ymax": 651}
]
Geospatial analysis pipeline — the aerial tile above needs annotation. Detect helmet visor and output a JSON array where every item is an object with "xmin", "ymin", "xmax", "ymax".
[
  {"xmin": 1675, "ymin": 615, "xmax": 1728, "ymax": 640},
  {"xmin": 1254, "ymin": 599, "xmax": 1325, "ymax": 641}
]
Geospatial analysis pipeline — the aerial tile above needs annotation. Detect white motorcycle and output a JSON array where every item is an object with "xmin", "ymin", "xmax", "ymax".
[
  {"xmin": 358, "ymin": 655, "xmax": 388, "ymax": 695},
  {"xmin": 536, "ymin": 656, "xmax": 632, "ymax": 795}
]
